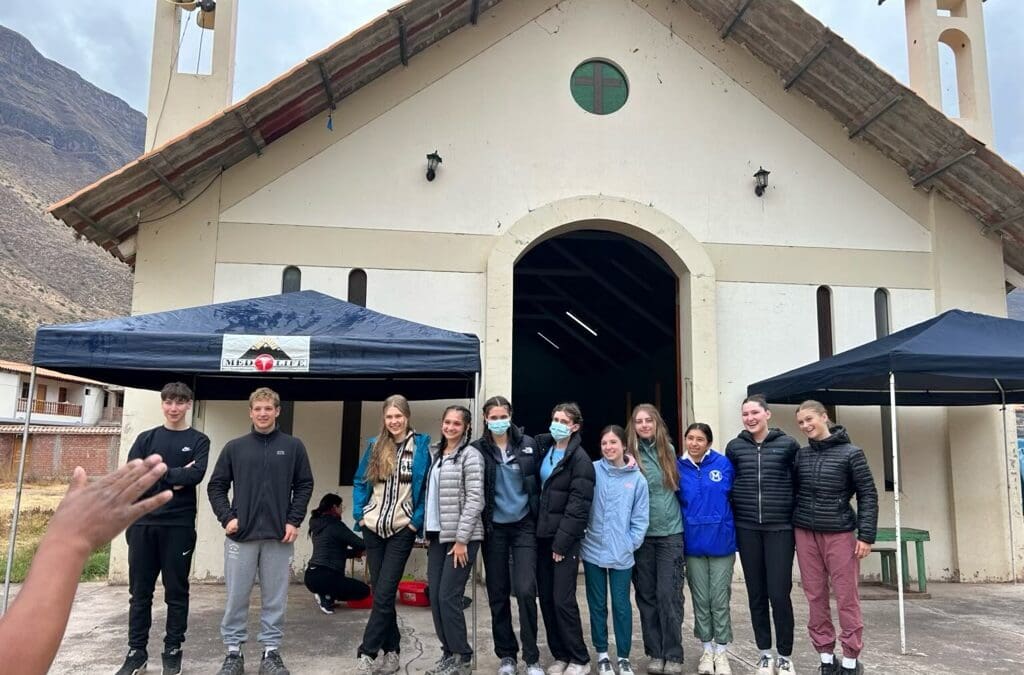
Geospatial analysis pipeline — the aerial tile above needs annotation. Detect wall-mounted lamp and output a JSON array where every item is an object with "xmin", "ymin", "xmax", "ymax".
[
  {"xmin": 753, "ymin": 166, "xmax": 770, "ymax": 197},
  {"xmin": 426, "ymin": 151, "xmax": 443, "ymax": 181}
]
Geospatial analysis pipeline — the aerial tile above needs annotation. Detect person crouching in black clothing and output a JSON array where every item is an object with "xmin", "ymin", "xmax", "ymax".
[{"xmin": 304, "ymin": 493, "xmax": 370, "ymax": 614}]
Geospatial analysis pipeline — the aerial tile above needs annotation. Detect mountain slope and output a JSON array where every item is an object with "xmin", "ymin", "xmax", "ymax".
[{"xmin": 0, "ymin": 24, "xmax": 140, "ymax": 361}]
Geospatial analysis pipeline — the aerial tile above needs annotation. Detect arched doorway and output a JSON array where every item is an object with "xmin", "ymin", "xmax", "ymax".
[{"xmin": 512, "ymin": 229, "xmax": 680, "ymax": 451}]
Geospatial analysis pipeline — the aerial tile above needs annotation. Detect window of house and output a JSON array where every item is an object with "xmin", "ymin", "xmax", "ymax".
[
  {"xmin": 20, "ymin": 382, "xmax": 29, "ymax": 399},
  {"xmin": 875, "ymin": 288, "xmax": 898, "ymax": 491},
  {"xmin": 58, "ymin": 387, "xmax": 68, "ymax": 402},
  {"xmin": 340, "ymin": 269, "xmax": 369, "ymax": 485},
  {"xmin": 570, "ymin": 59, "xmax": 628, "ymax": 115},
  {"xmin": 816, "ymin": 286, "xmax": 837, "ymax": 421},
  {"xmin": 278, "ymin": 266, "xmax": 301, "ymax": 434}
]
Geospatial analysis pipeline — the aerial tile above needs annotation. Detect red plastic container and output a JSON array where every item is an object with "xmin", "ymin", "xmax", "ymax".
[
  {"xmin": 398, "ymin": 580, "xmax": 429, "ymax": 607},
  {"xmin": 346, "ymin": 590, "xmax": 374, "ymax": 609}
]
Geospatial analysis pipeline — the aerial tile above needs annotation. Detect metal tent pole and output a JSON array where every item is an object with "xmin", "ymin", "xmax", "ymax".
[
  {"xmin": 994, "ymin": 380, "xmax": 1018, "ymax": 583},
  {"xmin": 889, "ymin": 372, "xmax": 907, "ymax": 655},
  {"xmin": 2, "ymin": 366, "xmax": 37, "ymax": 614}
]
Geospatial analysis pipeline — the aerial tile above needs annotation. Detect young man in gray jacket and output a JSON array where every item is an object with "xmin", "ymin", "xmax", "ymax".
[{"xmin": 207, "ymin": 387, "xmax": 314, "ymax": 675}]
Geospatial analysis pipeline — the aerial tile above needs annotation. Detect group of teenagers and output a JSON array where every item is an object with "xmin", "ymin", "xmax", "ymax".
[{"xmin": 113, "ymin": 382, "xmax": 878, "ymax": 675}]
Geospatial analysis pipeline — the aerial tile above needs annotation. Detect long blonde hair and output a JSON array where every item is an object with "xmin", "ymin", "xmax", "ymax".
[
  {"xmin": 366, "ymin": 394, "xmax": 413, "ymax": 483},
  {"xmin": 627, "ymin": 403, "xmax": 679, "ymax": 490}
]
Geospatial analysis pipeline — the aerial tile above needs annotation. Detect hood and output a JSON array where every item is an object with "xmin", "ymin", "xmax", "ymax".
[
  {"xmin": 737, "ymin": 427, "xmax": 787, "ymax": 445},
  {"xmin": 597, "ymin": 454, "xmax": 639, "ymax": 475},
  {"xmin": 808, "ymin": 425, "xmax": 851, "ymax": 451},
  {"xmin": 309, "ymin": 512, "xmax": 337, "ymax": 536}
]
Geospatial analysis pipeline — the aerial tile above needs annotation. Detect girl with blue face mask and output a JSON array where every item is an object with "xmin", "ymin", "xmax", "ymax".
[
  {"xmin": 469, "ymin": 397, "xmax": 544, "ymax": 675},
  {"xmin": 534, "ymin": 403, "xmax": 596, "ymax": 675}
]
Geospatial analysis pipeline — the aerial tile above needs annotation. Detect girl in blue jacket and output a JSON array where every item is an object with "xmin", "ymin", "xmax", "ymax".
[
  {"xmin": 676, "ymin": 423, "xmax": 737, "ymax": 675},
  {"xmin": 581, "ymin": 425, "xmax": 650, "ymax": 675}
]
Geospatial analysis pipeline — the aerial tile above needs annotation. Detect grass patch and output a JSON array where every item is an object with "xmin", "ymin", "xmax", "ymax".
[{"xmin": 0, "ymin": 501, "xmax": 109, "ymax": 583}]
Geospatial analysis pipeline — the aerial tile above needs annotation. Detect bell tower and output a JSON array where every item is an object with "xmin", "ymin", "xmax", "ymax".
[
  {"xmin": 145, "ymin": 0, "xmax": 239, "ymax": 152},
  {"xmin": 903, "ymin": 0, "xmax": 994, "ymax": 145}
]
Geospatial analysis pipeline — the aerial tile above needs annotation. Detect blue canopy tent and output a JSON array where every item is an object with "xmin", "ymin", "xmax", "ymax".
[
  {"xmin": 4, "ymin": 290, "xmax": 482, "ymax": 613},
  {"xmin": 748, "ymin": 309, "xmax": 1024, "ymax": 654}
]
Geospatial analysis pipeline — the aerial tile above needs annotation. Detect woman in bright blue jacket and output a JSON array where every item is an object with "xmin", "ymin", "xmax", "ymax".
[
  {"xmin": 676, "ymin": 423, "xmax": 737, "ymax": 675},
  {"xmin": 581, "ymin": 425, "xmax": 649, "ymax": 675}
]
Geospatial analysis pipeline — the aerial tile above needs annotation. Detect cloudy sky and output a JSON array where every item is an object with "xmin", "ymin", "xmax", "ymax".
[{"xmin": 1, "ymin": 0, "xmax": 1020, "ymax": 167}]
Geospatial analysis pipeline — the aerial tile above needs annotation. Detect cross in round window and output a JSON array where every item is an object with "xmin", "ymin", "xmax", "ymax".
[{"xmin": 570, "ymin": 59, "xmax": 628, "ymax": 115}]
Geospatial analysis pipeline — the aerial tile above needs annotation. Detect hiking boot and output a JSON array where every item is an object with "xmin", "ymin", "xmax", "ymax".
[
  {"xmin": 546, "ymin": 661, "xmax": 568, "ymax": 675},
  {"xmin": 497, "ymin": 657, "xmax": 517, "ymax": 675},
  {"xmin": 161, "ymin": 648, "xmax": 183, "ymax": 675},
  {"xmin": 776, "ymin": 656, "xmax": 795, "ymax": 674},
  {"xmin": 838, "ymin": 663, "xmax": 862, "ymax": 675},
  {"xmin": 646, "ymin": 659, "xmax": 665, "ymax": 675},
  {"xmin": 618, "ymin": 659, "xmax": 635, "ymax": 675},
  {"xmin": 661, "ymin": 661, "xmax": 684, "ymax": 675},
  {"xmin": 259, "ymin": 649, "xmax": 290, "ymax": 674},
  {"xmin": 427, "ymin": 656, "xmax": 456, "ymax": 675},
  {"xmin": 697, "ymin": 651, "xmax": 715, "ymax": 675},
  {"xmin": 356, "ymin": 654, "xmax": 376, "ymax": 673},
  {"xmin": 378, "ymin": 651, "xmax": 401, "ymax": 674},
  {"xmin": 216, "ymin": 652, "xmax": 245, "ymax": 675},
  {"xmin": 115, "ymin": 649, "xmax": 148, "ymax": 675},
  {"xmin": 597, "ymin": 658, "xmax": 614, "ymax": 674},
  {"xmin": 713, "ymin": 652, "xmax": 732, "ymax": 675},
  {"xmin": 757, "ymin": 654, "xmax": 776, "ymax": 675}
]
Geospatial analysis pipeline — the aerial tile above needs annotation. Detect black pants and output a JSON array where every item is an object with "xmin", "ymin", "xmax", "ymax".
[
  {"xmin": 482, "ymin": 517, "xmax": 540, "ymax": 664},
  {"xmin": 427, "ymin": 535, "xmax": 480, "ymax": 659},
  {"xmin": 536, "ymin": 537, "xmax": 588, "ymax": 665},
  {"xmin": 304, "ymin": 565, "xmax": 370, "ymax": 602},
  {"xmin": 736, "ymin": 527, "xmax": 796, "ymax": 657},
  {"xmin": 633, "ymin": 533, "xmax": 685, "ymax": 664},
  {"xmin": 359, "ymin": 527, "xmax": 416, "ymax": 658},
  {"xmin": 127, "ymin": 524, "xmax": 196, "ymax": 651}
]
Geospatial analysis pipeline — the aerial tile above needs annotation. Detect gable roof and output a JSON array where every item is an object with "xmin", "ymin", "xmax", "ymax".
[{"xmin": 48, "ymin": 0, "xmax": 1024, "ymax": 274}]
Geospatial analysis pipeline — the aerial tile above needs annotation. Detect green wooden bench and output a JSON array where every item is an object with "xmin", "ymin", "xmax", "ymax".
[{"xmin": 873, "ymin": 527, "xmax": 930, "ymax": 593}]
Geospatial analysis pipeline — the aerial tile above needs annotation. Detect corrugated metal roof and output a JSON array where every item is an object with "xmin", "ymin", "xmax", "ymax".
[{"xmin": 47, "ymin": 0, "xmax": 1024, "ymax": 275}]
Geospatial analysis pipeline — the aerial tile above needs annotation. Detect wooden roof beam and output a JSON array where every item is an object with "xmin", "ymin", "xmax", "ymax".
[
  {"xmin": 68, "ymin": 206, "xmax": 115, "ymax": 245},
  {"xmin": 720, "ymin": 0, "xmax": 755, "ymax": 39},
  {"xmin": 313, "ymin": 59, "xmax": 337, "ymax": 110},
  {"xmin": 140, "ymin": 159, "xmax": 184, "ymax": 202},
  {"xmin": 984, "ymin": 207, "xmax": 1024, "ymax": 236},
  {"xmin": 783, "ymin": 33, "xmax": 839, "ymax": 91},
  {"xmin": 396, "ymin": 15, "xmax": 409, "ymax": 66},
  {"xmin": 848, "ymin": 94, "xmax": 903, "ymax": 139},
  {"xmin": 233, "ymin": 109, "xmax": 265, "ymax": 157},
  {"xmin": 912, "ymin": 147, "xmax": 978, "ymax": 188},
  {"xmin": 469, "ymin": 0, "xmax": 480, "ymax": 25}
]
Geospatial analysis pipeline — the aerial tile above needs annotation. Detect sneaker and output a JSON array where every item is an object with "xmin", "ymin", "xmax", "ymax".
[
  {"xmin": 597, "ymin": 658, "xmax": 614, "ymax": 674},
  {"xmin": 546, "ymin": 661, "xmax": 568, "ymax": 675},
  {"xmin": 838, "ymin": 664, "xmax": 862, "ymax": 675},
  {"xmin": 313, "ymin": 592, "xmax": 335, "ymax": 614},
  {"xmin": 817, "ymin": 662, "xmax": 837, "ymax": 675},
  {"xmin": 527, "ymin": 663, "xmax": 545, "ymax": 675},
  {"xmin": 427, "ymin": 656, "xmax": 456, "ymax": 675},
  {"xmin": 661, "ymin": 661, "xmax": 684, "ymax": 675},
  {"xmin": 564, "ymin": 665, "xmax": 590, "ymax": 675},
  {"xmin": 646, "ymin": 659, "xmax": 665, "ymax": 675},
  {"xmin": 713, "ymin": 653, "xmax": 732, "ymax": 675},
  {"xmin": 618, "ymin": 659, "xmax": 634, "ymax": 675},
  {"xmin": 498, "ymin": 657, "xmax": 517, "ymax": 675},
  {"xmin": 115, "ymin": 649, "xmax": 148, "ymax": 675},
  {"xmin": 259, "ymin": 649, "xmax": 290, "ymax": 674},
  {"xmin": 379, "ymin": 652, "xmax": 401, "ymax": 674},
  {"xmin": 697, "ymin": 651, "xmax": 715, "ymax": 675},
  {"xmin": 776, "ymin": 656, "xmax": 795, "ymax": 673},
  {"xmin": 161, "ymin": 648, "xmax": 183, "ymax": 675},
  {"xmin": 216, "ymin": 652, "xmax": 245, "ymax": 675},
  {"xmin": 448, "ymin": 658, "xmax": 474, "ymax": 675},
  {"xmin": 356, "ymin": 654, "xmax": 376, "ymax": 673},
  {"xmin": 757, "ymin": 655, "xmax": 776, "ymax": 675}
]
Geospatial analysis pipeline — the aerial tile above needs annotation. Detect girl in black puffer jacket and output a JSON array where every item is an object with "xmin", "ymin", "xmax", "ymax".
[
  {"xmin": 793, "ymin": 401, "xmax": 878, "ymax": 675},
  {"xmin": 535, "ymin": 402, "xmax": 595, "ymax": 675}
]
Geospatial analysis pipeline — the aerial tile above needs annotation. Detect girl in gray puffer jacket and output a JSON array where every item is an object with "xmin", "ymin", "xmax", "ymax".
[{"xmin": 424, "ymin": 405, "xmax": 485, "ymax": 675}]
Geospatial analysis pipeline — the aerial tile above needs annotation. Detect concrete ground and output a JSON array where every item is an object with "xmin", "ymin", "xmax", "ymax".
[{"xmin": 26, "ymin": 580, "xmax": 1024, "ymax": 673}]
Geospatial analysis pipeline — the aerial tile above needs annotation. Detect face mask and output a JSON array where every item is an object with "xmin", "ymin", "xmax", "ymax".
[
  {"xmin": 487, "ymin": 419, "xmax": 512, "ymax": 435},
  {"xmin": 549, "ymin": 421, "xmax": 572, "ymax": 441}
]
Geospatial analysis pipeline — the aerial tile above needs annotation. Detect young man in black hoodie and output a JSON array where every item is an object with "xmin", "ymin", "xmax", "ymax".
[
  {"xmin": 207, "ymin": 387, "xmax": 315, "ymax": 675},
  {"xmin": 116, "ymin": 382, "xmax": 210, "ymax": 675}
]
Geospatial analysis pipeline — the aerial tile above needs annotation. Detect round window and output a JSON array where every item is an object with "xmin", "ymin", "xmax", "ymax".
[{"xmin": 570, "ymin": 59, "xmax": 628, "ymax": 115}]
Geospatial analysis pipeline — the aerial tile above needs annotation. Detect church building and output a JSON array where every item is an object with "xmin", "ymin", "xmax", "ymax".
[{"xmin": 49, "ymin": 0, "xmax": 1024, "ymax": 584}]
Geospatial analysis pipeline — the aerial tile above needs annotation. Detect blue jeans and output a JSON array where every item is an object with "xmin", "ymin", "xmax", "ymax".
[{"xmin": 583, "ymin": 562, "xmax": 634, "ymax": 659}]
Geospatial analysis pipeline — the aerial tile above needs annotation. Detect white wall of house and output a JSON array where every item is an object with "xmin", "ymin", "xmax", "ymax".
[
  {"xmin": 0, "ymin": 372, "xmax": 19, "ymax": 419},
  {"xmin": 108, "ymin": 0, "xmax": 1022, "ymax": 581}
]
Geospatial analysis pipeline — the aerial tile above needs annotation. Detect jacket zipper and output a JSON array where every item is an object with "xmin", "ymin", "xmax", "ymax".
[{"xmin": 756, "ymin": 442, "xmax": 763, "ymax": 524}]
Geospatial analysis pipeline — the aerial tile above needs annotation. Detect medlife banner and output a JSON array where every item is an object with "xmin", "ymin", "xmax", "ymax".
[{"xmin": 220, "ymin": 335, "xmax": 311, "ymax": 373}]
